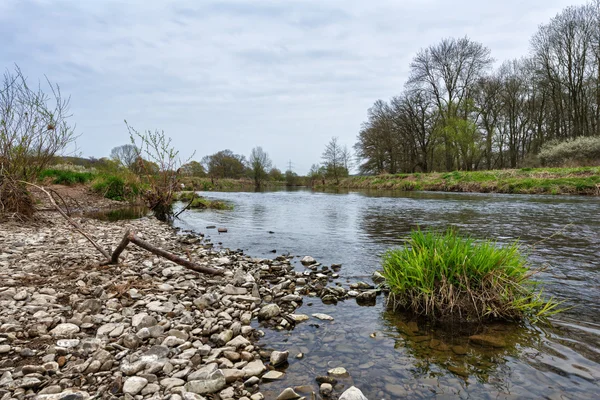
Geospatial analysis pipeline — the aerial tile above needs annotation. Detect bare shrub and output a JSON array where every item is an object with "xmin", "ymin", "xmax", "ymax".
[
  {"xmin": 126, "ymin": 121, "xmax": 193, "ymax": 221},
  {"xmin": 0, "ymin": 65, "xmax": 77, "ymax": 219},
  {"xmin": 538, "ymin": 136, "xmax": 600, "ymax": 166}
]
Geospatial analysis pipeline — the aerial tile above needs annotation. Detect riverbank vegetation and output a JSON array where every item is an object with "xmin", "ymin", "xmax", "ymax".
[
  {"xmin": 318, "ymin": 167, "xmax": 600, "ymax": 195},
  {"xmin": 382, "ymin": 229, "xmax": 561, "ymax": 322},
  {"xmin": 173, "ymin": 191, "xmax": 233, "ymax": 210}
]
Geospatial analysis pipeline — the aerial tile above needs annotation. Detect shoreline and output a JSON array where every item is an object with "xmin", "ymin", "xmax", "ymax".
[
  {"xmin": 313, "ymin": 167, "xmax": 600, "ymax": 196},
  {"xmin": 0, "ymin": 209, "xmax": 373, "ymax": 399}
]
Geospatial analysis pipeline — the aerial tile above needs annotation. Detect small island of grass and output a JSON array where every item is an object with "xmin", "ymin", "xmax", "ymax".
[
  {"xmin": 174, "ymin": 191, "xmax": 233, "ymax": 210},
  {"xmin": 381, "ymin": 228, "xmax": 561, "ymax": 322}
]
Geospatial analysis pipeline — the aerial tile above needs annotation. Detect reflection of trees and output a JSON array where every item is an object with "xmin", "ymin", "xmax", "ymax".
[{"xmin": 380, "ymin": 308, "xmax": 540, "ymax": 385}]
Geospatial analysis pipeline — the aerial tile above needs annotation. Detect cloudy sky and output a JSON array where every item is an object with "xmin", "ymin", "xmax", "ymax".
[{"xmin": 0, "ymin": 0, "xmax": 588, "ymax": 174}]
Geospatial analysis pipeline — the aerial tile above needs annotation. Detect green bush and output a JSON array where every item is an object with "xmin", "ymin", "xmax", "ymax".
[
  {"xmin": 381, "ymin": 228, "xmax": 560, "ymax": 322},
  {"xmin": 39, "ymin": 169, "xmax": 95, "ymax": 185},
  {"xmin": 92, "ymin": 174, "xmax": 143, "ymax": 201},
  {"xmin": 539, "ymin": 136, "xmax": 600, "ymax": 167}
]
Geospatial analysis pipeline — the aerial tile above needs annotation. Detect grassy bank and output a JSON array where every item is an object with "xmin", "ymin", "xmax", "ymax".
[
  {"xmin": 320, "ymin": 167, "xmax": 600, "ymax": 195},
  {"xmin": 180, "ymin": 177, "xmax": 291, "ymax": 191}
]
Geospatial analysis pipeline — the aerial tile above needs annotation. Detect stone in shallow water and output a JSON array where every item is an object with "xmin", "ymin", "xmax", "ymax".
[
  {"xmin": 327, "ymin": 367, "xmax": 348, "ymax": 376},
  {"xmin": 289, "ymin": 314, "xmax": 309, "ymax": 322},
  {"xmin": 469, "ymin": 334, "xmax": 507, "ymax": 348},
  {"xmin": 261, "ymin": 370, "xmax": 285, "ymax": 381},
  {"xmin": 270, "ymin": 350, "xmax": 289, "ymax": 366},
  {"xmin": 312, "ymin": 313, "xmax": 334, "ymax": 321},
  {"xmin": 258, "ymin": 304, "xmax": 280, "ymax": 320},
  {"xmin": 339, "ymin": 386, "xmax": 368, "ymax": 400},
  {"xmin": 448, "ymin": 365, "xmax": 469, "ymax": 377},
  {"xmin": 451, "ymin": 345, "xmax": 468, "ymax": 355},
  {"xmin": 276, "ymin": 387, "xmax": 301, "ymax": 400},
  {"xmin": 300, "ymin": 256, "xmax": 316, "ymax": 265}
]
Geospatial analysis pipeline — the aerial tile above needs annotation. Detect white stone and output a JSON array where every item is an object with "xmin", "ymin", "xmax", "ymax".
[
  {"xmin": 50, "ymin": 323, "xmax": 80, "ymax": 338},
  {"xmin": 339, "ymin": 386, "xmax": 368, "ymax": 400},
  {"xmin": 123, "ymin": 376, "xmax": 148, "ymax": 395},
  {"xmin": 312, "ymin": 313, "xmax": 334, "ymax": 321}
]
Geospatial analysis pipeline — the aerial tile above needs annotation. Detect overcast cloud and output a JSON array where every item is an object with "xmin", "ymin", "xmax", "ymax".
[{"xmin": 0, "ymin": 0, "xmax": 588, "ymax": 173}]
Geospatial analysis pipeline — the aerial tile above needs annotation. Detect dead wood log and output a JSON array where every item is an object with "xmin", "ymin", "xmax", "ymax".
[
  {"xmin": 21, "ymin": 181, "xmax": 112, "ymax": 260},
  {"xmin": 111, "ymin": 230, "xmax": 223, "ymax": 275}
]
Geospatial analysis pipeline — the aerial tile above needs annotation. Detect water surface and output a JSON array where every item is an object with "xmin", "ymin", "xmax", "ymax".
[{"xmin": 175, "ymin": 189, "xmax": 600, "ymax": 399}]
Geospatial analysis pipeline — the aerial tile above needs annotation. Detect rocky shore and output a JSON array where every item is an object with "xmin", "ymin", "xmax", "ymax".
[{"xmin": 0, "ymin": 212, "xmax": 375, "ymax": 400}]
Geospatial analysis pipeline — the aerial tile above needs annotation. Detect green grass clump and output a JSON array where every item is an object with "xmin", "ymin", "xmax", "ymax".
[
  {"xmin": 173, "ymin": 192, "xmax": 233, "ymax": 210},
  {"xmin": 381, "ymin": 228, "xmax": 561, "ymax": 322},
  {"xmin": 91, "ymin": 174, "xmax": 143, "ymax": 201},
  {"xmin": 39, "ymin": 169, "xmax": 95, "ymax": 185},
  {"xmin": 188, "ymin": 197, "xmax": 233, "ymax": 210}
]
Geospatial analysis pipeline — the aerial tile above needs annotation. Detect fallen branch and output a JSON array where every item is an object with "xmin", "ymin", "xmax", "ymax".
[
  {"xmin": 174, "ymin": 192, "xmax": 197, "ymax": 219},
  {"xmin": 21, "ymin": 181, "xmax": 111, "ymax": 260},
  {"xmin": 111, "ymin": 230, "xmax": 222, "ymax": 275}
]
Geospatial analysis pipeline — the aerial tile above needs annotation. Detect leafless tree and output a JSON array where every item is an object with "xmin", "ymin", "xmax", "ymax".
[
  {"xmin": 248, "ymin": 146, "xmax": 272, "ymax": 188},
  {"xmin": 0, "ymin": 65, "xmax": 77, "ymax": 181},
  {"xmin": 110, "ymin": 144, "xmax": 138, "ymax": 169},
  {"xmin": 322, "ymin": 137, "xmax": 348, "ymax": 184}
]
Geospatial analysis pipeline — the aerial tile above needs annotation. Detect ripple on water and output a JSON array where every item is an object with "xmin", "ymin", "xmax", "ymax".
[{"xmin": 174, "ymin": 189, "xmax": 600, "ymax": 398}]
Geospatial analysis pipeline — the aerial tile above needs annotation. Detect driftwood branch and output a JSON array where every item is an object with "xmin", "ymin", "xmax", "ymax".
[
  {"xmin": 118, "ymin": 231, "xmax": 223, "ymax": 275},
  {"xmin": 174, "ymin": 192, "xmax": 197, "ymax": 219},
  {"xmin": 23, "ymin": 182, "xmax": 223, "ymax": 276},
  {"xmin": 21, "ymin": 181, "xmax": 112, "ymax": 259}
]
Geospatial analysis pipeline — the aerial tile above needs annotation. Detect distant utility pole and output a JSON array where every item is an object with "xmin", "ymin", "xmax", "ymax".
[{"xmin": 287, "ymin": 160, "xmax": 294, "ymax": 172}]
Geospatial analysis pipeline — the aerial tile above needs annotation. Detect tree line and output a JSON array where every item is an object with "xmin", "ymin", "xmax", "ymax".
[
  {"xmin": 355, "ymin": 1, "xmax": 600, "ymax": 174},
  {"xmin": 108, "ymin": 135, "xmax": 355, "ymax": 188}
]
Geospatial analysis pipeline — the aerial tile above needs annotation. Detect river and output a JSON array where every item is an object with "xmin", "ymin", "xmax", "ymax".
[{"xmin": 174, "ymin": 188, "xmax": 600, "ymax": 399}]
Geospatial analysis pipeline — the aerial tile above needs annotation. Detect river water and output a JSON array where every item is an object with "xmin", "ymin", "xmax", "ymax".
[{"xmin": 174, "ymin": 189, "xmax": 600, "ymax": 399}]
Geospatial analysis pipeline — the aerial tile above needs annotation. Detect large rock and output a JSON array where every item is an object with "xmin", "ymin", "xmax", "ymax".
[
  {"xmin": 258, "ymin": 304, "xmax": 280, "ymax": 320},
  {"xmin": 185, "ymin": 369, "xmax": 226, "ymax": 394},
  {"xmin": 339, "ymin": 386, "xmax": 368, "ymax": 400}
]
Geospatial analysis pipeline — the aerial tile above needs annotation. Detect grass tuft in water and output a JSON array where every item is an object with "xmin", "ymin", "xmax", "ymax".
[
  {"xmin": 174, "ymin": 192, "xmax": 233, "ymax": 210},
  {"xmin": 381, "ymin": 228, "xmax": 562, "ymax": 322}
]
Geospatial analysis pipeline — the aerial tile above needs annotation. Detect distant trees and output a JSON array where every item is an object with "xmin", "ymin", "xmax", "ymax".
[
  {"xmin": 322, "ymin": 137, "xmax": 350, "ymax": 184},
  {"xmin": 201, "ymin": 150, "xmax": 246, "ymax": 179},
  {"xmin": 110, "ymin": 144, "xmax": 138, "ymax": 169},
  {"xmin": 248, "ymin": 146, "xmax": 272, "ymax": 188},
  {"xmin": 268, "ymin": 167, "xmax": 284, "ymax": 181},
  {"xmin": 181, "ymin": 160, "xmax": 206, "ymax": 177},
  {"xmin": 354, "ymin": 1, "xmax": 600, "ymax": 173}
]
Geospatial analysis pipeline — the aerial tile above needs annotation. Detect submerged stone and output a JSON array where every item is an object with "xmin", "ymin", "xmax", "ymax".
[{"xmin": 469, "ymin": 334, "xmax": 507, "ymax": 348}]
